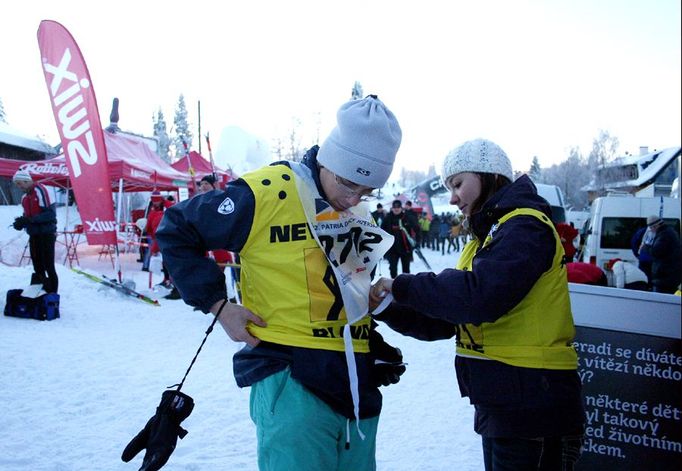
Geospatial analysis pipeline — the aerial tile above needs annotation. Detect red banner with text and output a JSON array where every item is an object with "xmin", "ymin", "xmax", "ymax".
[{"xmin": 37, "ymin": 20, "xmax": 116, "ymax": 245}]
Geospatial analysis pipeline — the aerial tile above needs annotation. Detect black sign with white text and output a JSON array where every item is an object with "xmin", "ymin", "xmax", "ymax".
[{"xmin": 574, "ymin": 326, "xmax": 682, "ymax": 470}]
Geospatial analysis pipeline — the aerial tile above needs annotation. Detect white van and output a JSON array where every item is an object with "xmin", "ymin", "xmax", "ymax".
[
  {"xmin": 579, "ymin": 195, "xmax": 681, "ymax": 272},
  {"xmin": 535, "ymin": 183, "xmax": 567, "ymax": 223}
]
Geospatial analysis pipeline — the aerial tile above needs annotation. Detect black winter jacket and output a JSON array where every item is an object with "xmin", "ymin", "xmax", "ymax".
[
  {"xmin": 375, "ymin": 175, "xmax": 585, "ymax": 438},
  {"xmin": 157, "ymin": 146, "xmax": 395, "ymax": 419},
  {"xmin": 381, "ymin": 211, "xmax": 418, "ymax": 256},
  {"xmin": 647, "ymin": 224, "xmax": 681, "ymax": 290}
]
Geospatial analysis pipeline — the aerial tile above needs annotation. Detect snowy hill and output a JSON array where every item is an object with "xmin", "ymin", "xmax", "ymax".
[{"xmin": 0, "ymin": 204, "xmax": 482, "ymax": 471}]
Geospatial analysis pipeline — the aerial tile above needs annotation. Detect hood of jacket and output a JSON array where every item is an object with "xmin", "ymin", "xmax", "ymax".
[{"xmin": 468, "ymin": 174, "xmax": 552, "ymax": 241}]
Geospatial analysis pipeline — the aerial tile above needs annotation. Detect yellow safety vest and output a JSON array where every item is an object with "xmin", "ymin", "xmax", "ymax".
[
  {"xmin": 239, "ymin": 164, "xmax": 371, "ymax": 352},
  {"xmin": 455, "ymin": 208, "xmax": 578, "ymax": 369}
]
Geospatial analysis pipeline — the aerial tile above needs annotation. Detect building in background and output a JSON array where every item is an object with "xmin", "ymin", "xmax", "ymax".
[
  {"xmin": 0, "ymin": 122, "xmax": 57, "ymax": 205},
  {"xmin": 582, "ymin": 146, "xmax": 681, "ymax": 201}
]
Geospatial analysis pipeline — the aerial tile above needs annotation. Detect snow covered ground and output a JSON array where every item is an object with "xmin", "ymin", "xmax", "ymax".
[{"xmin": 0, "ymin": 204, "xmax": 482, "ymax": 471}]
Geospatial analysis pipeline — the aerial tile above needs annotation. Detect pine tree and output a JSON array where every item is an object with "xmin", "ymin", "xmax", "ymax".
[
  {"xmin": 0, "ymin": 97, "xmax": 7, "ymax": 124},
  {"xmin": 351, "ymin": 81, "xmax": 364, "ymax": 100},
  {"xmin": 172, "ymin": 94, "xmax": 193, "ymax": 159},
  {"xmin": 529, "ymin": 156, "xmax": 542, "ymax": 182},
  {"xmin": 153, "ymin": 108, "xmax": 171, "ymax": 162}
]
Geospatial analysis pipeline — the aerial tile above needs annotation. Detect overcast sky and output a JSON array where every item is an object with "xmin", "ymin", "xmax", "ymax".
[{"xmin": 1, "ymin": 0, "xmax": 680, "ymax": 175}]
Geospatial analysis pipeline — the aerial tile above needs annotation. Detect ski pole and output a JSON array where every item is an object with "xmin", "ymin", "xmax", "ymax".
[{"xmin": 167, "ymin": 299, "xmax": 229, "ymax": 392}]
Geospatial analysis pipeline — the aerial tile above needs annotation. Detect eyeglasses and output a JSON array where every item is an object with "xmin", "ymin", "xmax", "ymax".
[{"xmin": 333, "ymin": 174, "xmax": 377, "ymax": 201}]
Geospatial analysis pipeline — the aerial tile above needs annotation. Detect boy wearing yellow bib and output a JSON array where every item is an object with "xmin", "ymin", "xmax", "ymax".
[
  {"xmin": 371, "ymin": 139, "xmax": 585, "ymax": 470},
  {"xmin": 158, "ymin": 96, "xmax": 405, "ymax": 471}
]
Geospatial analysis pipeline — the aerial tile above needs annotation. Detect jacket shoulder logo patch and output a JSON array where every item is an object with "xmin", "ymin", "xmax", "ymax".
[{"xmin": 218, "ymin": 197, "xmax": 235, "ymax": 215}]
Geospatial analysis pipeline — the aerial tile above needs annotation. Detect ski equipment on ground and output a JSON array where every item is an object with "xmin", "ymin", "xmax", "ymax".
[{"xmin": 72, "ymin": 268, "xmax": 160, "ymax": 306}]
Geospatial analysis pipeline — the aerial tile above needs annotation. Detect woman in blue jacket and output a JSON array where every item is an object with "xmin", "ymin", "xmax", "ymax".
[{"xmin": 370, "ymin": 138, "xmax": 585, "ymax": 470}]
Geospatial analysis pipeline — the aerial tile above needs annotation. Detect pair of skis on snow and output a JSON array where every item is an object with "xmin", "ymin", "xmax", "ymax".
[{"xmin": 72, "ymin": 268, "xmax": 160, "ymax": 306}]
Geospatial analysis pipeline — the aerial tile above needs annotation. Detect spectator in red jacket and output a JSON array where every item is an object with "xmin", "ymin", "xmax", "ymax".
[
  {"xmin": 556, "ymin": 222, "xmax": 579, "ymax": 262},
  {"xmin": 12, "ymin": 170, "xmax": 59, "ymax": 293},
  {"xmin": 146, "ymin": 192, "xmax": 166, "ymax": 256},
  {"xmin": 146, "ymin": 191, "xmax": 184, "ymax": 300}
]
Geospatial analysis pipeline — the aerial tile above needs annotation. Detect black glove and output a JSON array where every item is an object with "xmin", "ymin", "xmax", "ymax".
[
  {"xmin": 13, "ymin": 216, "xmax": 29, "ymax": 230},
  {"xmin": 121, "ymin": 390, "xmax": 194, "ymax": 471},
  {"xmin": 369, "ymin": 329, "xmax": 406, "ymax": 387}
]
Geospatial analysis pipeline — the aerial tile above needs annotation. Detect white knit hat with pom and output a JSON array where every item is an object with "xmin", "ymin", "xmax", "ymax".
[{"xmin": 13, "ymin": 169, "xmax": 33, "ymax": 183}]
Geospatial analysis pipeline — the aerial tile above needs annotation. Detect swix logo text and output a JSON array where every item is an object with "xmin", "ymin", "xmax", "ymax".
[
  {"xmin": 85, "ymin": 218, "xmax": 117, "ymax": 233},
  {"xmin": 43, "ymin": 47, "xmax": 97, "ymax": 178}
]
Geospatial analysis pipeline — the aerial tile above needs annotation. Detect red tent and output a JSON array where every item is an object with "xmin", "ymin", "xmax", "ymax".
[
  {"xmin": 171, "ymin": 151, "xmax": 235, "ymax": 188},
  {"xmin": 0, "ymin": 131, "xmax": 192, "ymax": 191}
]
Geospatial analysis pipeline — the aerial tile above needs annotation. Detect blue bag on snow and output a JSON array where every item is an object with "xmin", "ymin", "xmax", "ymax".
[{"xmin": 4, "ymin": 289, "xmax": 60, "ymax": 321}]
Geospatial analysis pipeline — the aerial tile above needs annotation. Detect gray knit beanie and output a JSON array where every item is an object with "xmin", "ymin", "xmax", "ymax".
[
  {"xmin": 317, "ymin": 95, "xmax": 402, "ymax": 188},
  {"xmin": 441, "ymin": 138, "xmax": 514, "ymax": 183}
]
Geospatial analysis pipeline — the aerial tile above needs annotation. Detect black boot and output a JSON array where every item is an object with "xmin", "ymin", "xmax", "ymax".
[{"xmin": 164, "ymin": 287, "xmax": 181, "ymax": 300}]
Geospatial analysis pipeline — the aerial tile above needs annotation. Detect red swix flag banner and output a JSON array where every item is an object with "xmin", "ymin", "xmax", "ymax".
[{"xmin": 37, "ymin": 20, "xmax": 116, "ymax": 245}]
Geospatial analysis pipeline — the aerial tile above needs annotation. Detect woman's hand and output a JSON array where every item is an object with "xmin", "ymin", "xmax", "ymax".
[{"xmin": 369, "ymin": 277, "xmax": 394, "ymax": 311}]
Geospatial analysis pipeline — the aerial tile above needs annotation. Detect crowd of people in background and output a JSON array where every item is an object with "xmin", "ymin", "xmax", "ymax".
[
  {"xmin": 373, "ymin": 202, "xmax": 469, "ymax": 258},
  {"xmin": 373, "ymin": 200, "xmax": 681, "ymax": 296}
]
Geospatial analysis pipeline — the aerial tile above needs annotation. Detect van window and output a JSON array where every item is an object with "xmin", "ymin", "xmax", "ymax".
[
  {"xmin": 601, "ymin": 217, "xmax": 681, "ymax": 249},
  {"xmin": 601, "ymin": 217, "xmax": 645, "ymax": 249},
  {"xmin": 550, "ymin": 206, "xmax": 566, "ymax": 224}
]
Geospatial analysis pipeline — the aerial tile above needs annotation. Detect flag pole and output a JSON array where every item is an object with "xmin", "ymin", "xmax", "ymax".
[
  {"xmin": 197, "ymin": 100, "xmax": 202, "ymax": 155},
  {"xmin": 205, "ymin": 132, "xmax": 217, "ymax": 182}
]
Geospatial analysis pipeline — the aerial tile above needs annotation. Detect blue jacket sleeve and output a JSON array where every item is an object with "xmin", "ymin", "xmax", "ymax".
[
  {"xmin": 156, "ymin": 180, "xmax": 255, "ymax": 312},
  {"xmin": 391, "ymin": 215, "xmax": 556, "ymax": 326}
]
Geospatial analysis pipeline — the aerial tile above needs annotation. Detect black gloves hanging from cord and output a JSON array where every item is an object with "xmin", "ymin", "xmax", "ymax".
[
  {"xmin": 369, "ymin": 328, "xmax": 406, "ymax": 388},
  {"xmin": 121, "ymin": 390, "xmax": 194, "ymax": 471},
  {"xmin": 122, "ymin": 301, "xmax": 225, "ymax": 470},
  {"xmin": 13, "ymin": 216, "xmax": 29, "ymax": 231}
]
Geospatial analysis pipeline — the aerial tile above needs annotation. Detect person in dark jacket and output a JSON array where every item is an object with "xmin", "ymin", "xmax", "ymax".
[
  {"xmin": 403, "ymin": 200, "xmax": 420, "ymax": 246},
  {"xmin": 157, "ymin": 96, "xmax": 405, "ymax": 471},
  {"xmin": 437, "ymin": 213, "xmax": 451, "ymax": 255},
  {"xmin": 198, "ymin": 174, "xmax": 218, "ymax": 193},
  {"xmin": 12, "ymin": 169, "xmax": 59, "ymax": 293},
  {"xmin": 381, "ymin": 199, "xmax": 418, "ymax": 278},
  {"xmin": 370, "ymin": 138, "xmax": 585, "ymax": 471},
  {"xmin": 631, "ymin": 226, "xmax": 653, "ymax": 285},
  {"xmin": 371, "ymin": 202, "xmax": 386, "ymax": 227},
  {"xmin": 429, "ymin": 213, "xmax": 441, "ymax": 250},
  {"xmin": 641, "ymin": 216, "xmax": 681, "ymax": 294}
]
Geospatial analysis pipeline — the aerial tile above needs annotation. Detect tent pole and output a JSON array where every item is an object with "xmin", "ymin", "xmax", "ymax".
[
  {"xmin": 116, "ymin": 178, "xmax": 124, "ymax": 226},
  {"xmin": 65, "ymin": 176, "xmax": 71, "ymax": 232},
  {"xmin": 114, "ymin": 178, "xmax": 124, "ymax": 282},
  {"xmin": 0, "ymin": 183, "xmax": 10, "ymax": 205}
]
